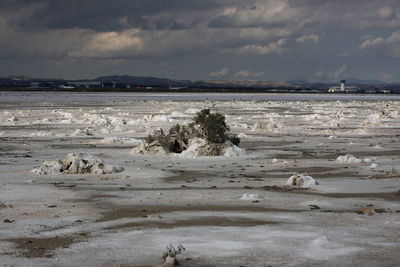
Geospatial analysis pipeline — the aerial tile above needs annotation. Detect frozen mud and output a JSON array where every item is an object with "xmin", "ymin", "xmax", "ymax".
[{"xmin": 1, "ymin": 96, "xmax": 400, "ymax": 266}]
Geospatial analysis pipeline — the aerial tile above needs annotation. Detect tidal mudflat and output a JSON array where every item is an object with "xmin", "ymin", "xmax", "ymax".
[{"xmin": 0, "ymin": 96, "xmax": 399, "ymax": 266}]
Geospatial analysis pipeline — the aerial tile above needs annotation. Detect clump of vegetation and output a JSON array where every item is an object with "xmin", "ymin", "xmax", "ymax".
[
  {"xmin": 142, "ymin": 109, "xmax": 240, "ymax": 154},
  {"xmin": 162, "ymin": 243, "xmax": 185, "ymax": 266},
  {"xmin": 191, "ymin": 109, "xmax": 240, "ymax": 145}
]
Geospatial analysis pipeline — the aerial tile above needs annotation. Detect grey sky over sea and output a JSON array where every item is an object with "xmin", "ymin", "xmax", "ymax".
[{"xmin": 1, "ymin": 0, "xmax": 400, "ymax": 82}]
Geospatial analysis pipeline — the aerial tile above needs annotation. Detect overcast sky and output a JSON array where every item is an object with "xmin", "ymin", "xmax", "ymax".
[{"xmin": 1, "ymin": 0, "xmax": 400, "ymax": 82}]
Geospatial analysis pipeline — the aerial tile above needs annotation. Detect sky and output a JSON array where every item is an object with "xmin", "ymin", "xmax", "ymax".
[{"xmin": 1, "ymin": 0, "xmax": 400, "ymax": 82}]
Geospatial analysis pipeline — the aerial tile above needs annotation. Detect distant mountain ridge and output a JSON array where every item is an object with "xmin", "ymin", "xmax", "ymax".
[{"xmin": 87, "ymin": 75, "xmax": 293, "ymax": 88}]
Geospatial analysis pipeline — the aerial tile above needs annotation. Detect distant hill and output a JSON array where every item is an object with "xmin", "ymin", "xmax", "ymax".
[
  {"xmin": 87, "ymin": 75, "xmax": 294, "ymax": 88},
  {"xmin": 91, "ymin": 75, "xmax": 190, "ymax": 87}
]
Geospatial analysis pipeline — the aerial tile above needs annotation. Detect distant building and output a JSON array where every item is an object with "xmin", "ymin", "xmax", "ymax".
[
  {"xmin": 0, "ymin": 78, "xmax": 30, "ymax": 87},
  {"xmin": 101, "ymin": 82, "xmax": 117, "ymax": 88},
  {"xmin": 328, "ymin": 80, "xmax": 360, "ymax": 93}
]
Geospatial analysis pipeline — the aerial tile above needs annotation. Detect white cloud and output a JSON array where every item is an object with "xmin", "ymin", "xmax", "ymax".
[
  {"xmin": 223, "ymin": 39, "xmax": 286, "ymax": 55},
  {"xmin": 296, "ymin": 34, "xmax": 319, "ymax": 44},
  {"xmin": 210, "ymin": 67, "xmax": 230, "ymax": 77},
  {"xmin": 359, "ymin": 37, "xmax": 385, "ymax": 49},
  {"xmin": 359, "ymin": 31, "xmax": 400, "ymax": 57},
  {"xmin": 87, "ymin": 29, "xmax": 143, "ymax": 52}
]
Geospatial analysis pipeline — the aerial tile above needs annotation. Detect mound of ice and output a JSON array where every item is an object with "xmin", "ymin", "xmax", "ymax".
[
  {"xmin": 270, "ymin": 158, "xmax": 290, "ymax": 165},
  {"xmin": 132, "ymin": 141, "xmax": 169, "ymax": 155},
  {"xmin": 370, "ymin": 163, "xmax": 378, "ymax": 169},
  {"xmin": 33, "ymin": 152, "xmax": 124, "ymax": 175},
  {"xmin": 286, "ymin": 174, "xmax": 319, "ymax": 189},
  {"xmin": 361, "ymin": 113, "xmax": 384, "ymax": 126},
  {"xmin": 6, "ymin": 116, "xmax": 18, "ymax": 122},
  {"xmin": 304, "ymin": 114, "xmax": 322, "ymax": 121},
  {"xmin": 57, "ymin": 111, "xmax": 74, "ymax": 119},
  {"xmin": 99, "ymin": 128, "xmax": 111, "ymax": 135},
  {"xmin": 71, "ymin": 128, "xmax": 93, "ymax": 136},
  {"xmin": 170, "ymin": 111, "xmax": 186, "ymax": 117},
  {"xmin": 101, "ymin": 137, "xmax": 122, "ymax": 144},
  {"xmin": 240, "ymin": 193, "xmax": 264, "ymax": 201},
  {"xmin": 143, "ymin": 114, "xmax": 173, "ymax": 122},
  {"xmin": 101, "ymin": 137, "xmax": 141, "ymax": 145},
  {"xmin": 83, "ymin": 113, "xmax": 111, "ymax": 126},
  {"xmin": 180, "ymin": 138, "xmax": 245, "ymax": 158},
  {"xmin": 229, "ymin": 122, "xmax": 249, "ymax": 129},
  {"xmin": 310, "ymin": 236, "xmax": 330, "ymax": 245},
  {"xmin": 223, "ymin": 143, "xmax": 246, "ymax": 157},
  {"xmin": 29, "ymin": 131, "xmax": 54, "ymax": 137},
  {"xmin": 185, "ymin": 108, "xmax": 201, "ymax": 114},
  {"xmin": 336, "ymin": 154, "xmax": 362, "ymax": 164},
  {"xmin": 251, "ymin": 119, "xmax": 282, "ymax": 132},
  {"xmin": 237, "ymin": 133, "xmax": 249, "ymax": 139}
]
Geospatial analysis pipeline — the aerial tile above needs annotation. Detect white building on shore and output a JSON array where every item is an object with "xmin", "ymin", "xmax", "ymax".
[{"xmin": 328, "ymin": 80, "xmax": 359, "ymax": 93}]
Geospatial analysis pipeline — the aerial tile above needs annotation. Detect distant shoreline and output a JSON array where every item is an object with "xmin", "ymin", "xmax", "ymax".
[{"xmin": 0, "ymin": 87, "xmax": 396, "ymax": 94}]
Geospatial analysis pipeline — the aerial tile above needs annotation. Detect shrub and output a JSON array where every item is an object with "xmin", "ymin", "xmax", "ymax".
[
  {"xmin": 192, "ymin": 109, "xmax": 240, "ymax": 145},
  {"xmin": 144, "ymin": 108, "xmax": 240, "ymax": 153}
]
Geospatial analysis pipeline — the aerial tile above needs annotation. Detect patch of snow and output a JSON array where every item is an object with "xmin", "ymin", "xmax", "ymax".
[
  {"xmin": 240, "ymin": 193, "xmax": 264, "ymax": 201},
  {"xmin": 370, "ymin": 163, "xmax": 378, "ymax": 169},
  {"xmin": 101, "ymin": 137, "xmax": 141, "ymax": 145},
  {"xmin": 223, "ymin": 144, "xmax": 246, "ymax": 157},
  {"xmin": 185, "ymin": 108, "xmax": 201, "ymax": 114},
  {"xmin": 29, "ymin": 131, "xmax": 54, "ymax": 137}
]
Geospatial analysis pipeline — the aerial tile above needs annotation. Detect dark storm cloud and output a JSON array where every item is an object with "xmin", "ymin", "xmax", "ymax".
[
  {"xmin": 2, "ymin": 0, "xmax": 222, "ymax": 31},
  {"xmin": 1, "ymin": 0, "xmax": 400, "ymax": 82}
]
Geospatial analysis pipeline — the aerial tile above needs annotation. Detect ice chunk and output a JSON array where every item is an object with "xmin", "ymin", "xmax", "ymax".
[
  {"xmin": 336, "ymin": 154, "xmax": 362, "ymax": 164},
  {"xmin": 185, "ymin": 108, "xmax": 201, "ymax": 114},
  {"xmin": 71, "ymin": 128, "xmax": 93, "ymax": 136},
  {"xmin": 240, "ymin": 193, "xmax": 264, "ymax": 201},
  {"xmin": 223, "ymin": 143, "xmax": 246, "ymax": 157},
  {"xmin": 33, "ymin": 152, "xmax": 123, "ymax": 175},
  {"xmin": 101, "ymin": 137, "xmax": 141, "ymax": 145},
  {"xmin": 286, "ymin": 174, "xmax": 319, "ymax": 189},
  {"xmin": 370, "ymin": 163, "xmax": 378, "ymax": 169}
]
